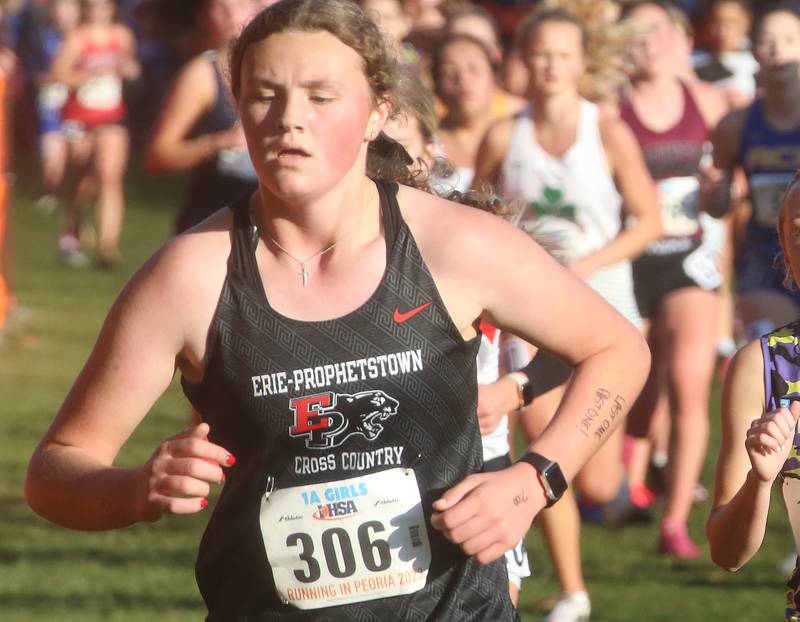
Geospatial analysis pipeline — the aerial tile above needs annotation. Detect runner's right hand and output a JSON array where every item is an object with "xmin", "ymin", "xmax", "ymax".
[
  {"xmin": 745, "ymin": 401, "xmax": 800, "ymax": 483},
  {"xmin": 136, "ymin": 423, "xmax": 234, "ymax": 521}
]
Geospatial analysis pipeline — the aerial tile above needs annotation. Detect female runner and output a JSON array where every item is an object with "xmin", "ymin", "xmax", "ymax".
[
  {"xmin": 618, "ymin": 0, "xmax": 727, "ymax": 559},
  {"xmin": 383, "ymin": 67, "xmax": 534, "ymax": 606},
  {"xmin": 25, "ymin": 1, "xmax": 649, "ymax": 619},
  {"xmin": 711, "ymin": 4, "xmax": 800, "ymax": 343},
  {"xmin": 432, "ymin": 33, "xmax": 503, "ymax": 193},
  {"xmin": 708, "ymin": 174, "xmax": 800, "ymax": 621},
  {"xmin": 474, "ymin": 6, "xmax": 660, "ymax": 619},
  {"xmin": 142, "ymin": 0, "xmax": 266, "ymax": 233},
  {"xmin": 51, "ymin": 0, "xmax": 140, "ymax": 266}
]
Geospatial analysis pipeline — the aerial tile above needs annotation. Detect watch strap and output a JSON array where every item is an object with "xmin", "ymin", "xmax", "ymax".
[{"xmin": 516, "ymin": 451, "xmax": 567, "ymax": 507}]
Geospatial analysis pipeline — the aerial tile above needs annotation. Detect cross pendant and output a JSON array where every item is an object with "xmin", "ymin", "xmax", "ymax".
[{"xmin": 300, "ymin": 265, "xmax": 310, "ymax": 287}]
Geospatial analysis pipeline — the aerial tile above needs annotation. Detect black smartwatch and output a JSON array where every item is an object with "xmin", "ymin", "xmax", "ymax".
[{"xmin": 517, "ymin": 451, "xmax": 567, "ymax": 507}]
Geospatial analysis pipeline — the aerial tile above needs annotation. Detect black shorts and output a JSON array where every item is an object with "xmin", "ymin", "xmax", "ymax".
[{"xmin": 633, "ymin": 249, "xmax": 716, "ymax": 319}]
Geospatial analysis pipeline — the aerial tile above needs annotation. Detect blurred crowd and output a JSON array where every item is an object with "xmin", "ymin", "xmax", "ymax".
[{"xmin": 2, "ymin": 1, "xmax": 798, "ymax": 621}]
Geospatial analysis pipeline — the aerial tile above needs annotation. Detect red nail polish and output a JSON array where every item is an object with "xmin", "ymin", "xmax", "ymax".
[
  {"xmin": 221, "ymin": 472, "xmax": 226, "ymax": 483},
  {"xmin": 200, "ymin": 498, "xmax": 208, "ymax": 509},
  {"xmin": 225, "ymin": 454, "xmax": 237, "ymax": 466}
]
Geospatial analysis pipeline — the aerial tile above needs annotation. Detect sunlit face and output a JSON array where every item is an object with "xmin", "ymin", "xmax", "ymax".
[
  {"xmin": 708, "ymin": 1, "xmax": 751, "ymax": 53},
  {"xmin": 524, "ymin": 21, "xmax": 585, "ymax": 96},
  {"xmin": 362, "ymin": 0, "xmax": 410, "ymax": 47},
  {"xmin": 447, "ymin": 15, "xmax": 500, "ymax": 61},
  {"xmin": 82, "ymin": 0, "xmax": 114, "ymax": 25},
  {"xmin": 383, "ymin": 114, "xmax": 434, "ymax": 169},
  {"xmin": 50, "ymin": 0, "xmax": 79, "ymax": 32},
  {"xmin": 238, "ymin": 30, "xmax": 387, "ymax": 202},
  {"xmin": 628, "ymin": 4, "xmax": 678, "ymax": 79},
  {"xmin": 437, "ymin": 39, "xmax": 495, "ymax": 118},
  {"xmin": 780, "ymin": 182, "xmax": 800, "ymax": 287},
  {"xmin": 755, "ymin": 11, "xmax": 800, "ymax": 87},
  {"xmin": 203, "ymin": 0, "xmax": 266, "ymax": 44}
]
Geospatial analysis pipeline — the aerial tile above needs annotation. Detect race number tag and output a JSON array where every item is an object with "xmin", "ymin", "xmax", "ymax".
[
  {"xmin": 260, "ymin": 468, "xmax": 431, "ymax": 609},
  {"xmin": 658, "ymin": 177, "xmax": 700, "ymax": 238},
  {"xmin": 76, "ymin": 74, "xmax": 122, "ymax": 110},
  {"xmin": 38, "ymin": 82, "xmax": 68, "ymax": 110},
  {"xmin": 750, "ymin": 172, "xmax": 793, "ymax": 228}
]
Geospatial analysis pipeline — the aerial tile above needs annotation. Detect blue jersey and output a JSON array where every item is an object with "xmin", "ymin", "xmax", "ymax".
[{"xmin": 736, "ymin": 100, "xmax": 800, "ymax": 297}]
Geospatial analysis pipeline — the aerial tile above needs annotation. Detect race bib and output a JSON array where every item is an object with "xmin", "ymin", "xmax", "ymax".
[
  {"xmin": 76, "ymin": 74, "xmax": 121, "ymax": 110},
  {"xmin": 750, "ymin": 172, "xmax": 794, "ymax": 228},
  {"xmin": 38, "ymin": 82, "xmax": 68, "ymax": 110},
  {"xmin": 682, "ymin": 245, "xmax": 722, "ymax": 290},
  {"xmin": 260, "ymin": 468, "xmax": 431, "ymax": 609},
  {"xmin": 658, "ymin": 177, "xmax": 700, "ymax": 238}
]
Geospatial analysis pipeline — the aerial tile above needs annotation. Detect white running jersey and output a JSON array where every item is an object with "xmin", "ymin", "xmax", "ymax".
[
  {"xmin": 477, "ymin": 323, "xmax": 510, "ymax": 462},
  {"xmin": 499, "ymin": 100, "xmax": 622, "ymax": 262}
]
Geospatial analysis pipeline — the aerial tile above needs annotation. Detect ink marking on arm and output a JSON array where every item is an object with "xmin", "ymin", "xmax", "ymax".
[
  {"xmin": 577, "ymin": 388, "xmax": 610, "ymax": 437},
  {"xmin": 593, "ymin": 394, "xmax": 627, "ymax": 441},
  {"xmin": 512, "ymin": 489, "xmax": 529, "ymax": 507}
]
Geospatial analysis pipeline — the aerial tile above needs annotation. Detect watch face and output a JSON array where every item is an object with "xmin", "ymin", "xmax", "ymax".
[{"xmin": 543, "ymin": 462, "xmax": 568, "ymax": 499}]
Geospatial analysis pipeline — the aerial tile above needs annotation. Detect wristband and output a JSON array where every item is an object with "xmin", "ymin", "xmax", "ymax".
[{"xmin": 506, "ymin": 371, "xmax": 534, "ymax": 410}]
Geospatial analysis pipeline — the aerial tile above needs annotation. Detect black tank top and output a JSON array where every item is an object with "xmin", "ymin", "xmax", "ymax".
[{"xmin": 182, "ymin": 180, "xmax": 517, "ymax": 621}]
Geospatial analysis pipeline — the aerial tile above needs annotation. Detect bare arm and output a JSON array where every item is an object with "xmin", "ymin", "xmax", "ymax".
[
  {"xmin": 410, "ymin": 191, "xmax": 650, "ymax": 562},
  {"xmin": 697, "ymin": 86, "xmax": 743, "ymax": 218},
  {"xmin": 471, "ymin": 116, "xmax": 514, "ymax": 189},
  {"xmin": 25, "ymin": 230, "xmax": 232, "ymax": 530},
  {"xmin": 117, "ymin": 25, "xmax": 141, "ymax": 81},
  {"xmin": 570, "ymin": 115, "xmax": 661, "ymax": 277},
  {"xmin": 50, "ymin": 31, "xmax": 88, "ymax": 89},
  {"xmin": 707, "ymin": 340, "xmax": 800, "ymax": 570},
  {"xmin": 144, "ymin": 55, "xmax": 243, "ymax": 174}
]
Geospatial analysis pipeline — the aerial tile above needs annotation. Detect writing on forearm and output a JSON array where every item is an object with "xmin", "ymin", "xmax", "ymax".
[
  {"xmin": 512, "ymin": 489, "xmax": 529, "ymax": 507},
  {"xmin": 577, "ymin": 388, "xmax": 609, "ymax": 438},
  {"xmin": 576, "ymin": 388, "xmax": 626, "ymax": 441},
  {"xmin": 592, "ymin": 394, "xmax": 626, "ymax": 441}
]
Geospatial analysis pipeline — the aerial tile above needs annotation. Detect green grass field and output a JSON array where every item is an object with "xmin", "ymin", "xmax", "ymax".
[{"xmin": 0, "ymin": 161, "xmax": 793, "ymax": 621}]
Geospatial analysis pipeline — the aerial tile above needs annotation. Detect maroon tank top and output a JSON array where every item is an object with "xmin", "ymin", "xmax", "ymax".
[{"xmin": 619, "ymin": 81, "xmax": 708, "ymax": 180}]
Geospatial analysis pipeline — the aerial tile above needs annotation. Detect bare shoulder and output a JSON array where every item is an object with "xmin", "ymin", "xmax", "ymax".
[
  {"xmin": 112, "ymin": 23, "xmax": 136, "ymax": 45},
  {"xmin": 397, "ymin": 184, "xmax": 538, "ymax": 273},
  {"xmin": 128, "ymin": 211, "xmax": 231, "ymax": 324},
  {"xmin": 723, "ymin": 340, "xmax": 766, "ymax": 418},
  {"xmin": 473, "ymin": 115, "xmax": 517, "ymax": 184},
  {"xmin": 716, "ymin": 105, "xmax": 748, "ymax": 137},
  {"xmin": 178, "ymin": 53, "xmax": 217, "ymax": 87},
  {"xmin": 483, "ymin": 116, "xmax": 516, "ymax": 153},
  {"xmin": 687, "ymin": 79, "xmax": 728, "ymax": 127},
  {"xmin": 597, "ymin": 112, "xmax": 637, "ymax": 152},
  {"xmin": 146, "ymin": 209, "xmax": 232, "ymax": 295},
  {"xmin": 711, "ymin": 105, "xmax": 748, "ymax": 169}
]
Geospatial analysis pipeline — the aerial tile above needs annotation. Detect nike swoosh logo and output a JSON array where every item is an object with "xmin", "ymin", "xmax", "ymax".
[{"xmin": 393, "ymin": 301, "xmax": 432, "ymax": 324}]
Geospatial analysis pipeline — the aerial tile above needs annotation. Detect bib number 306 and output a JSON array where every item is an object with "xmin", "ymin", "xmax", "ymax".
[{"xmin": 260, "ymin": 468, "xmax": 431, "ymax": 609}]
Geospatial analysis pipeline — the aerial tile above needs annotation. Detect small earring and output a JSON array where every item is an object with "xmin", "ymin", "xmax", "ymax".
[{"xmin": 370, "ymin": 131, "xmax": 376, "ymax": 139}]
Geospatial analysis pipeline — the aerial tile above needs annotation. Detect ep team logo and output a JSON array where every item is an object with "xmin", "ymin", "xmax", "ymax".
[{"xmin": 289, "ymin": 390, "xmax": 399, "ymax": 449}]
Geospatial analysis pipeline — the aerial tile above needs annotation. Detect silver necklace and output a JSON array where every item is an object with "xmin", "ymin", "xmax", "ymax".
[{"xmin": 265, "ymin": 193, "xmax": 374, "ymax": 287}]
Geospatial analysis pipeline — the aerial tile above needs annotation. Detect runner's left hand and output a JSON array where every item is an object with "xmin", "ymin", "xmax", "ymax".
[{"xmin": 430, "ymin": 463, "xmax": 544, "ymax": 563}]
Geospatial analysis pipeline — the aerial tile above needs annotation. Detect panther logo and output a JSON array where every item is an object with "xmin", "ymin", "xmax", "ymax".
[{"xmin": 289, "ymin": 390, "xmax": 399, "ymax": 449}]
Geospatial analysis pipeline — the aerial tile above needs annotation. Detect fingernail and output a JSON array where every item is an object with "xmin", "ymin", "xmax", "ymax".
[
  {"xmin": 225, "ymin": 454, "xmax": 237, "ymax": 466},
  {"xmin": 200, "ymin": 498, "xmax": 208, "ymax": 509},
  {"xmin": 221, "ymin": 472, "xmax": 226, "ymax": 483}
]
